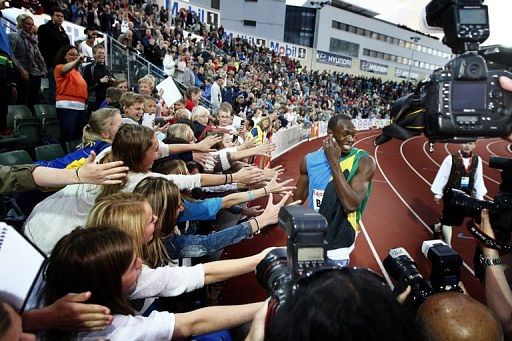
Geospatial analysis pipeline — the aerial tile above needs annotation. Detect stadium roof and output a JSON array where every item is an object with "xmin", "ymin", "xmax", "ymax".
[{"xmin": 330, "ymin": 0, "xmax": 379, "ymax": 18}]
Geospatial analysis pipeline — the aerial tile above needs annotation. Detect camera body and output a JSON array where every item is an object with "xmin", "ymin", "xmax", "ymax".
[
  {"xmin": 383, "ymin": 241, "xmax": 463, "ymax": 312},
  {"xmin": 424, "ymin": 58, "xmax": 512, "ymax": 141},
  {"xmin": 255, "ymin": 206, "xmax": 328, "ymax": 319},
  {"xmin": 375, "ymin": 0, "xmax": 512, "ymax": 145}
]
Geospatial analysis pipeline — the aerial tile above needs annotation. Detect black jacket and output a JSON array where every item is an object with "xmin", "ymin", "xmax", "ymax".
[{"xmin": 37, "ymin": 21, "xmax": 70, "ymax": 67}]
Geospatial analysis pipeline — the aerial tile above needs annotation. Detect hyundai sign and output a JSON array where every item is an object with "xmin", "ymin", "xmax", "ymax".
[{"xmin": 316, "ymin": 51, "xmax": 352, "ymax": 68}]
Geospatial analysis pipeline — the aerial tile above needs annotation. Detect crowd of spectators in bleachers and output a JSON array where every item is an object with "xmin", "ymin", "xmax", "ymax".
[{"xmin": 3, "ymin": 0, "xmax": 512, "ymax": 340}]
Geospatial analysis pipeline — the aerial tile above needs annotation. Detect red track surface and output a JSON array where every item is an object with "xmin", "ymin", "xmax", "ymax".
[{"xmin": 220, "ymin": 131, "xmax": 512, "ymax": 305}]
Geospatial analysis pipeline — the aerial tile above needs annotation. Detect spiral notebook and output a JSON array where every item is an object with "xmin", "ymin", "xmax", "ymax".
[{"xmin": 0, "ymin": 223, "xmax": 46, "ymax": 311}]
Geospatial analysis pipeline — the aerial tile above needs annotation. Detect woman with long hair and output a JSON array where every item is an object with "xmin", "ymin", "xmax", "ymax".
[
  {"xmin": 133, "ymin": 176, "xmax": 294, "ymax": 266},
  {"xmin": 41, "ymin": 227, "xmax": 267, "ymax": 340},
  {"xmin": 35, "ymin": 108, "xmax": 122, "ymax": 168},
  {"xmin": 24, "ymin": 124, "xmax": 265, "ymax": 255},
  {"xmin": 53, "ymin": 45, "xmax": 88, "ymax": 142}
]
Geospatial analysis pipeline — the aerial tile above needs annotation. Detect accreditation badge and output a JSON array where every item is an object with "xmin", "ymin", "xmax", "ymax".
[
  {"xmin": 313, "ymin": 189, "xmax": 324, "ymax": 212},
  {"xmin": 460, "ymin": 176, "xmax": 470, "ymax": 190}
]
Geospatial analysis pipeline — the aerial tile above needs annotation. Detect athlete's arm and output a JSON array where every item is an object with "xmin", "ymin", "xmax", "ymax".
[
  {"xmin": 292, "ymin": 156, "xmax": 309, "ymax": 204},
  {"xmin": 324, "ymin": 135, "xmax": 375, "ymax": 212}
]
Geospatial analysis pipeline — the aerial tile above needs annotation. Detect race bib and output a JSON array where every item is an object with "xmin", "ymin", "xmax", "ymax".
[
  {"xmin": 460, "ymin": 176, "xmax": 470, "ymax": 190},
  {"xmin": 313, "ymin": 189, "xmax": 324, "ymax": 212}
]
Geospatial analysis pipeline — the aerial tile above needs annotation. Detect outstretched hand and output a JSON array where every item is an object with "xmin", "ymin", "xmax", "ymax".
[
  {"xmin": 499, "ymin": 77, "xmax": 512, "ymax": 142},
  {"xmin": 79, "ymin": 151, "xmax": 128, "ymax": 185}
]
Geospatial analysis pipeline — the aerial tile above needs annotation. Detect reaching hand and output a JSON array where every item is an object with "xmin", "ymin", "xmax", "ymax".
[
  {"xmin": 480, "ymin": 209, "xmax": 496, "ymax": 239},
  {"xmin": 264, "ymin": 173, "xmax": 296, "ymax": 195},
  {"xmin": 196, "ymin": 135, "xmax": 223, "ymax": 152},
  {"xmin": 42, "ymin": 291, "xmax": 113, "ymax": 331},
  {"xmin": 192, "ymin": 152, "xmax": 215, "ymax": 169},
  {"xmin": 241, "ymin": 205, "xmax": 263, "ymax": 217},
  {"xmin": 234, "ymin": 166, "xmax": 265, "ymax": 185},
  {"xmin": 253, "ymin": 141, "xmax": 276, "ymax": 156},
  {"xmin": 258, "ymin": 192, "xmax": 293, "ymax": 227},
  {"xmin": 79, "ymin": 151, "xmax": 128, "ymax": 185},
  {"xmin": 262, "ymin": 164, "xmax": 283, "ymax": 180},
  {"xmin": 240, "ymin": 136, "xmax": 258, "ymax": 150}
]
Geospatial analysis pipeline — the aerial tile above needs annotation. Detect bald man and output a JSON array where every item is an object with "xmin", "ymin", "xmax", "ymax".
[{"xmin": 416, "ymin": 292, "xmax": 503, "ymax": 341}]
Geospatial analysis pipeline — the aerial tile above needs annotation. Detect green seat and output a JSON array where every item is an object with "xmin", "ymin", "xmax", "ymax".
[
  {"xmin": 15, "ymin": 121, "xmax": 41, "ymax": 149},
  {"xmin": 7, "ymin": 105, "xmax": 34, "ymax": 130},
  {"xmin": 65, "ymin": 139, "xmax": 81, "ymax": 153},
  {"xmin": 34, "ymin": 144, "xmax": 65, "ymax": 162},
  {"xmin": 33, "ymin": 104, "xmax": 58, "ymax": 120},
  {"xmin": 0, "ymin": 150, "xmax": 33, "ymax": 166}
]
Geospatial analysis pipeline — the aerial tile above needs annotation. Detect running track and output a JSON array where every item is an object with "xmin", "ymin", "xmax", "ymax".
[{"xmin": 220, "ymin": 131, "xmax": 512, "ymax": 304}]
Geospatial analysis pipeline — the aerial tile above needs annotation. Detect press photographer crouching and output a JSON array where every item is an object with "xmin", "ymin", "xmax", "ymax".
[{"xmin": 246, "ymin": 206, "xmax": 419, "ymax": 341}]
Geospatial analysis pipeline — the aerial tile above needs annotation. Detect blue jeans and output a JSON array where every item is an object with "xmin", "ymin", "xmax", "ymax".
[
  {"xmin": 164, "ymin": 221, "xmax": 253, "ymax": 259},
  {"xmin": 57, "ymin": 108, "xmax": 85, "ymax": 142}
]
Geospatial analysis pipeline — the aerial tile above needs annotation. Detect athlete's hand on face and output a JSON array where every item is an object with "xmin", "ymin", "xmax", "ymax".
[
  {"xmin": 323, "ymin": 134, "xmax": 341, "ymax": 162},
  {"xmin": 499, "ymin": 77, "xmax": 512, "ymax": 142}
]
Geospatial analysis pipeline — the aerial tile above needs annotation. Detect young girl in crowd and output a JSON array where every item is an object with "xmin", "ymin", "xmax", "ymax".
[
  {"xmin": 24, "ymin": 124, "xmax": 266, "ymax": 254},
  {"xmin": 41, "ymin": 227, "xmax": 268, "ymax": 340}
]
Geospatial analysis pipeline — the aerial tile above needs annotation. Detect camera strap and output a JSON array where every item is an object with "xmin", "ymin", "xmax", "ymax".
[{"xmin": 467, "ymin": 220, "xmax": 512, "ymax": 252}]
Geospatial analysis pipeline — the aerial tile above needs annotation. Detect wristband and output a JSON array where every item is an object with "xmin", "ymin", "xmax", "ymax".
[
  {"xmin": 247, "ymin": 190, "xmax": 255, "ymax": 200},
  {"xmin": 75, "ymin": 167, "xmax": 82, "ymax": 184},
  {"xmin": 250, "ymin": 217, "xmax": 261, "ymax": 234},
  {"xmin": 480, "ymin": 257, "xmax": 502, "ymax": 267},
  {"xmin": 263, "ymin": 187, "xmax": 268, "ymax": 195}
]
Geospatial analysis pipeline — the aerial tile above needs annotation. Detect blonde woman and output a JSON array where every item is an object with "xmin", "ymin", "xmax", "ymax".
[{"xmin": 35, "ymin": 108, "xmax": 123, "ymax": 168}]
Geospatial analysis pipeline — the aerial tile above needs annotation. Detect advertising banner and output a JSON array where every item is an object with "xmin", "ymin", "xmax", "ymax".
[
  {"xmin": 316, "ymin": 50, "xmax": 352, "ymax": 68},
  {"xmin": 360, "ymin": 60, "xmax": 388, "ymax": 75}
]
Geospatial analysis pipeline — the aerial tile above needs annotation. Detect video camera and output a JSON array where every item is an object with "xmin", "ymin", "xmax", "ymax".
[
  {"xmin": 255, "ymin": 206, "xmax": 329, "ymax": 326},
  {"xmin": 384, "ymin": 240, "xmax": 463, "ymax": 313},
  {"xmin": 375, "ymin": 0, "xmax": 512, "ymax": 145}
]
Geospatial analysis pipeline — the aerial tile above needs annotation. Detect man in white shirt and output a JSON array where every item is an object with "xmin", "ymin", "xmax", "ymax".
[
  {"xmin": 430, "ymin": 141, "xmax": 486, "ymax": 247},
  {"xmin": 211, "ymin": 75, "xmax": 223, "ymax": 110}
]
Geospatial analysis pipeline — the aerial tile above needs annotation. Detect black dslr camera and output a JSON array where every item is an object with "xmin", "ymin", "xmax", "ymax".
[
  {"xmin": 255, "ymin": 206, "xmax": 328, "ymax": 323},
  {"xmin": 375, "ymin": 0, "xmax": 512, "ymax": 145},
  {"xmin": 384, "ymin": 241, "xmax": 463, "ymax": 313}
]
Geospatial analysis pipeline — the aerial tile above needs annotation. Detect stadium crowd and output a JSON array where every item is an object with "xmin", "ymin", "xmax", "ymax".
[{"xmin": 1, "ymin": 0, "xmax": 512, "ymax": 340}]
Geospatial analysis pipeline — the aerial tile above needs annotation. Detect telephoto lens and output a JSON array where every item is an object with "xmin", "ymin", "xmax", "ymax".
[
  {"xmin": 384, "ymin": 247, "xmax": 434, "ymax": 312},
  {"xmin": 255, "ymin": 248, "xmax": 292, "ymax": 302}
]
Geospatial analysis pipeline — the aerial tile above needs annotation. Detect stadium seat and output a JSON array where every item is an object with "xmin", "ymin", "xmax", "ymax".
[
  {"xmin": 65, "ymin": 139, "xmax": 81, "ymax": 153},
  {"xmin": 15, "ymin": 121, "xmax": 42, "ymax": 149},
  {"xmin": 7, "ymin": 105, "xmax": 34, "ymax": 130},
  {"xmin": 0, "ymin": 150, "xmax": 33, "ymax": 166},
  {"xmin": 33, "ymin": 104, "xmax": 58, "ymax": 120},
  {"xmin": 33, "ymin": 104, "xmax": 60, "ymax": 141},
  {"xmin": 34, "ymin": 144, "xmax": 65, "ymax": 162}
]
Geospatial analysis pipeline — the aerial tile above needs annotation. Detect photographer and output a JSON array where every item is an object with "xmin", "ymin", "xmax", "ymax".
[
  {"xmin": 430, "ymin": 141, "xmax": 486, "ymax": 247},
  {"xmin": 480, "ymin": 208, "xmax": 512, "ymax": 337},
  {"xmin": 246, "ymin": 267, "xmax": 419, "ymax": 341}
]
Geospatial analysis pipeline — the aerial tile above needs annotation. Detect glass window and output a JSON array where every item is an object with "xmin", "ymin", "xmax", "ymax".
[
  {"xmin": 370, "ymin": 50, "xmax": 377, "ymax": 58},
  {"xmin": 391, "ymin": 55, "xmax": 397, "ymax": 62},
  {"xmin": 329, "ymin": 37, "xmax": 360, "ymax": 57},
  {"xmin": 399, "ymin": 39, "xmax": 405, "ymax": 47},
  {"xmin": 379, "ymin": 34, "xmax": 386, "ymax": 41},
  {"xmin": 403, "ymin": 57, "xmax": 408, "ymax": 64},
  {"xmin": 419, "ymin": 61, "xmax": 424, "ymax": 68},
  {"xmin": 372, "ymin": 32, "xmax": 379, "ymax": 40},
  {"xmin": 386, "ymin": 36, "xmax": 393, "ymax": 43},
  {"xmin": 405, "ymin": 41, "xmax": 411, "ymax": 49},
  {"xmin": 377, "ymin": 52, "xmax": 384, "ymax": 59},
  {"xmin": 422, "ymin": 46, "xmax": 427, "ymax": 53},
  {"xmin": 243, "ymin": 20, "xmax": 256, "ymax": 26},
  {"xmin": 365, "ymin": 30, "xmax": 372, "ymax": 38},
  {"xmin": 427, "ymin": 48, "xmax": 433, "ymax": 54},
  {"xmin": 397, "ymin": 56, "xmax": 403, "ymax": 63},
  {"xmin": 363, "ymin": 48, "xmax": 370, "ymax": 56},
  {"xmin": 384, "ymin": 53, "xmax": 391, "ymax": 61},
  {"xmin": 416, "ymin": 44, "xmax": 422, "ymax": 51},
  {"xmin": 357, "ymin": 27, "xmax": 365, "ymax": 35}
]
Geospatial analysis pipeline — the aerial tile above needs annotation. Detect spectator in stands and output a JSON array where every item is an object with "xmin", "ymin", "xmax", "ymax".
[
  {"xmin": 40, "ymin": 227, "xmax": 267, "ymax": 340},
  {"xmin": 192, "ymin": 105, "xmax": 211, "ymax": 140},
  {"xmin": 118, "ymin": 29, "xmax": 133, "ymax": 49},
  {"xmin": 35, "ymin": 108, "xmax": 122, "ymax": 168},
  {"xmin": 182, "ymin": 60, "xmax": 195, "ymax": 87},
  {"xmin": 113, "ymin": 78, "xmax": 128, "ymax": 93},
  {"xmin": 37, "ymin": 7, "xmax": 69, "ymax": 104},
  {"xmin": 162, "ymin": 47, "xmax": 175, "ymax": 77},
  {"xmin": 82, "ymin": 45, "xmax": 115, "ymax": 113},
  {"xmin": 99, "ymin": 86, "xmax": 122, "ymax": 109},
  {"xmin": 77, "ymin": 27, "xmax": 96, "ymax": 58},
  {"xmin": 247, "ymin": 267, "xmax": 419, "ymax": 341},
  {"xmin": 185, "ymin": 86, "xmax": 201, "ymax": 112},
  {"xmin": 54, "ymin": 45, "xmax": 88, "ymax": 143},
  {"xmin": 416, "ymin": 291, "xmax": 502, "ymax": 341},
  {"xmin": 120, "ymin": 91, "xmax": 145, "ymax": 124},
  {"xmin": 99, "ymin": 4, "xmax": 114, "ymax": 34},
  {"xmin": 222, "ymin": 78, "xmax": 235, "ymax": 105},
  {"xmin": 8, "ymin": 14, "xmax": 47, "ymax": 108},
  {"xmin": 137, "ymin": 74, "xmax": 155, "ymax": 96},
  {"xmin": 144, "ymin": 38, "xmax": 163, "ymax": 68},
  {"xmin": 0, "ymin": 0, "xmax": 17, "ymax": 137},
  {"xmin": 211, "ymin": 75, "xmax": 223, "ymax": 110}
]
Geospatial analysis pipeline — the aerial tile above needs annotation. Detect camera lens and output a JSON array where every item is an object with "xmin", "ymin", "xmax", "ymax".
[{"xmin": 256, "ymin": 248, "xmax": 290, "ymax": 292}]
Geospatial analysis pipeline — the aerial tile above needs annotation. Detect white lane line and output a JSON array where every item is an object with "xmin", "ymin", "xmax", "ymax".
[
  {"xmin": 486, "ymin": 140, "xmax": 500, "ymax": 157},
  {"xmin": 353, "ymin": 133, "xmax": 395, "ymax": 286},
  {"xmin": 360, "ymin": 220, "xmax": 394, "ymax": 289},
  {"xmin": 399, "ymin": 138, "xmax": 475, "ymax": 276}
]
